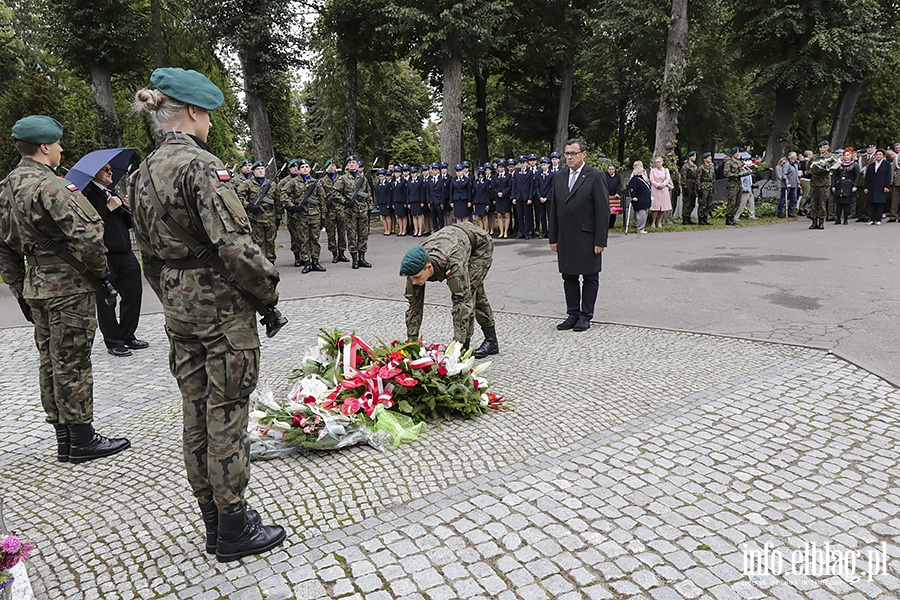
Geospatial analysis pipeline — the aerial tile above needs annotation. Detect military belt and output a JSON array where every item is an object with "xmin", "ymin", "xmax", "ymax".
[
  {"xmin": 26, "ymin": 254, "xmax": 67, "ymax": 266},
  {"xmin": 165, "ymin": 257, "xmax": 208, "ymax": 269}
]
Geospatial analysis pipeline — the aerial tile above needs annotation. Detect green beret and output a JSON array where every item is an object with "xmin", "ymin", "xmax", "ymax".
[
  {"xmin": 298, "ymin": 158, "xmax": 309, "ymax": 166},
  {"xmin": 150, "ymin": 68, "xmax": 224, "ymax": 111},
  {"xmin": 346, "ymin": 154, "xmax": 358, "ymax": 163},
  {"xmin": 399, "ymin": 246, "xmax": 428, "ymax": 277},
  {"xmin": 686, "ymin": 151, "xmax": 696, "ymax": 158},
  {"xmin": 251, "ymin": 161, "xmax": 265, "ymax": 169},
  {"xmin": 287, "ymin": 159, "xmax": 299, "ymax": 168},
  {"xmin": 11, "ymin": 115, "xmax": 63, "ymax": 144},
  {"xmin": 324, "ymin": 158, "xmax": 334, "ymax": 169},
  {"xmin": 240, "ymin": 158, "xmax": 252, "ymax": 167},
  {"xmin": 728, "ymin": 146, "xmax": 739, "ymax": 155},
  {"xmin": 701, "ymin": 152, "xmax": 711, "ymax": 158},
  {"xmin": 818, "ymin": 139, "xmax": 830, "ymax": 147}
]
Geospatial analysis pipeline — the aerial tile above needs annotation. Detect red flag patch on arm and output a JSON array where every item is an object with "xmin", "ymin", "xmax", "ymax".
[
  {"xmin": 66, "ymin": 183, "xmax": 79, "ymax": 192},
  {"xmin": 216, "ymin": 169, "xmax": 231, "ymax": 182}
]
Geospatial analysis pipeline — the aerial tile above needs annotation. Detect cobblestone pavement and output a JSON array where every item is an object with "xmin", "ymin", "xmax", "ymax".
[{"xmin": 1, "ymin": 296, "xmax": 898, "ymax": 599}]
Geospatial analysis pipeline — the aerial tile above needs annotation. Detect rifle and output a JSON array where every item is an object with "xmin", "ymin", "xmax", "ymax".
[
  {"xmin": 344, "ymin": 157, "xmax": 378, "ymax": 211},
  {"xmin": 286, "ymin": 163, "xmax": 321, "ymax": 215},
  {"xmin": 249, "ymin": 156, "xmax": 282, "ymax": 213}
]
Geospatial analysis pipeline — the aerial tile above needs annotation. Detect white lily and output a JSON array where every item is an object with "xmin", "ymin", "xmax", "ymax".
[
  {"xmin": 480, "ymin": 393, "xmax": 489, "ymax": 407},
  {"xmin": 472, "ymin": 361, "xmax": 491, "ymax": 375},
  {"xmin": 249, "ymin": 410, "xmax": 268, "ymax": 421},
  {"xmin": 257, "ymin": 391, "xmax": 281, "ymax": 411},
  {"xmin": 271, "ymin": 419, "xmax": 292, "ymax": 432},
  {"xmin": 300, "ymin": 375, "xmax": 330, "ymax": 400}
]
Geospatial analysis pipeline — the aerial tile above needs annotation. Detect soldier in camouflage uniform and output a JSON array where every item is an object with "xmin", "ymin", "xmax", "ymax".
[
  {"xmin": 130, "ymin": 68, "xmax": 285, "ymax": 563},
  {"xmin": 697, "ymin": 152, "xmax": 715, "ymax": 225},
  {"xmin": 0, "ymin": 115, "xmax": 130, "ymax": 464},
  {"xmin": 680, "ymin": 151, "xmax": 699, "ymax": 225},
  {"xmin": 285, "ymin": 159, "xmax": 326, "ymax": 274},
  {"xmin": 722, "ymin": 147, "xmax": 743, "ymax": 226},
  {"xmin": 807, "ymin": 140, "xmax": 837, "ymax": 230},
  {"xmin": 280, "ymin": 159, "xmax": 303, "ymax": 267},
  {"xmin": 233, "ymin": 159, "xmax": 252, "ymax": 194},
  {"xmin": 400, "ymin": 221, "xmax": 499, "ymax": 359},
  {"xmin": 333, "ymin": 154, "xmax": 373, "ymax": 269},
  {"xmin": 318, "ymin": 159, "xmax": 349, "ymax": 263},
  {"xmin": 236, "ymin": 161, "xmax": 281, "ymax": 263}
]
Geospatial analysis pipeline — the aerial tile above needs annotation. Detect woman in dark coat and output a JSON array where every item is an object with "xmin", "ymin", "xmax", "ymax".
[
  {"xmin": 627, "ymin": 161, "xmax": 652, "ymax": 234},
  {"xmin": 392, "ymin": 168, "xmax": 408, "ymax": 236},
  {"xmin": 831, "ymin": 149, "xmax": 859, "ymax": 225},
  {"xmin": 375, "ymin": 169, "xmax": 394, "ymax": 235},
  {"xmin": 472, "ymin": 167, "xmax": 492, "ymax": 231},
  {"xmin": 450, "ymin": 165, "xmax": 472, "ymax": 222},
  {"xmin": 864, "ymin": 148, "xmax": 892, "ymax": 225}
]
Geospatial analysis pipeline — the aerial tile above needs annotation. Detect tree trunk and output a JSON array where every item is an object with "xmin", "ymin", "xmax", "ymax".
[
  {"xmin": 150, "ymin": 0, "xmax": 164, "ymax": 67},
  {"xmin": 474, "ymin": 66, "xmax": 489, "ymax": 165},
  {"xmin": 346, "ymin": 55, "xmax": 358, "ymax": 155},
  {"xmin": 240, "ymin": 50, "xmax": 274, "ymax": 163},
  {"xmin": 440, "ymin": 48, "xmax": 463, "ymax": 166},
  {"xmin": 616, "ymin": 96, "xmax": 626, "ymax": 165},
  {"xmin": 830, "ymin": 81, "xmax": 862, "ymax": 150},
  {"xmin": 554, "ymin": 61, "xmax": 574, "ymax": 154},
  {"xmin": 89, "ymin": 63, "xmax": 122, "ymax": 147},
  {"xmin": 764, "ymin": 89, "xmax": 796, "ymax": 164},
  {"xmin": 653, "ymin": 0, "xmax": 688, "ymax": 158}
]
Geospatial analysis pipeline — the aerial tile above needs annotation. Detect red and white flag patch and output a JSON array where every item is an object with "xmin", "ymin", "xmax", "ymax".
[
  {"xmin": 66, "ymin": 183, "xmax": 79, "ymax": 192},
  {"xmin": 216, "ymin": 169, "xmax": 231, "ymax": 182}
]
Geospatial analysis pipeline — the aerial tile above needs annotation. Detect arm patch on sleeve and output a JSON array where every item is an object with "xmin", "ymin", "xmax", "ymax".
[{"xmin": 216, "ymin": 169, "xmax": 231, "ymax": 182}]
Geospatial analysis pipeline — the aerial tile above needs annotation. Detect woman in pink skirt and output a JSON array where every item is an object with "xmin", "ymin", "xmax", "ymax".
[{"xmin": 649, "ymin": 156, "xmax": 673, "ymax": 228}]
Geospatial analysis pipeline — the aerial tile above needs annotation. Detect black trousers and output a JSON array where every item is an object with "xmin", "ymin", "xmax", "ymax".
[
  {"xmin": 562, "ymin": 273, "xmax": 599, "ymax": 320},
  {"xmin": 516, "ymin": 200, "xmax": 535, "ymax": 236},
  {"xmin": 430, "ymin": 202, "xmax": 445, "ymax": 231},
  {"xmin": 97, "ymin": 251, "xmax": 143, "ymax": 348},
  {"xmin": 870, "ymin": 202, "xmax": 885, "ymax": 223},
  {"xmin": 535, "ymin": 200, "xmax": 549, "ymax": 235}
]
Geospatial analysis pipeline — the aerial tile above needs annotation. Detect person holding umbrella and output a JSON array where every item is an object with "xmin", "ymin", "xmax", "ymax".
[
  {"xmin": 81, "ymin": 160, "xmax": 147, "ymax": 356},
  {"xmin": 0, "ymin": 115, "xmax": 131, "ymax": 464}
]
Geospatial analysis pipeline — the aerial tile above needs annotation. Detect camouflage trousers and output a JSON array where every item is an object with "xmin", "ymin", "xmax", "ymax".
[
  {"xmin": 726, "ymin": 183, "xmax": 741, "ymax": 219},
  {"xmin": 697, "ymin": 187, "xmax": 713, "ymax": 219},
  {"xmin": 459, "ymin": 257, "xmax": 495, "ymax": 341},
  {"xmin": 30, "ymin": 292, "xmax": 97, "ymax": 425},
  {"xmin": 165, "ymin": 311, "xmax": 259, "ymax": 513},
  {"xmin": 346, "ymin": 206, "xmax": 370, "ymax": 253},
  {"xmin": 324, "ymin": 205, "xmax": 348, "ymax": 253},
  {"xmin": 288, "ymin": 212, "xmax": 322, "ymax": 261},
  {"xmin": 808, "ymin": 185, "xmax": 830, "ymax": 219},
  {"xmin": 682, "ymin": 184, "xmax": 697, "ymax": 218},
  {"xmin": 249, "ymin": 217, "xmax": 277, "ymax": 263}
]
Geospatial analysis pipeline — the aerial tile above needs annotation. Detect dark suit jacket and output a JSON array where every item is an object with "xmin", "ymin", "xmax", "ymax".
[
  {"xmin": 864, "ymin": 160, "xmax": 892, "ymax": 204},
  {"xmin": 549, "ymin": 164, "xmax": 609, "ymax": 275},
  {"xmin": 82, "ymin": 181, "xmax": 132, "ymax": 253}
]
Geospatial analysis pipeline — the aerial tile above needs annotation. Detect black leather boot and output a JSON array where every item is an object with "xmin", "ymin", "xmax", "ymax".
[
  {"xmin": 311, "ymin": 260, "xmax": 327, "ymax": 272},
  {"xmin": 68, "ymin": 424, "xmax": 130, "ymax": 464},
  {"xmin": 351, "ymin": 252, "xmax": 360, "ymax": 269},
  {"xmin": 682, "ymin": 217, "xmax": 694, "ymax": 225},
  {"xmin": 462, "ymin": 338, "xmax": 470, "ymax": 351},
  {"xmin": 301, "ymin": 260, "xmax": 312, "ymax": 274},
  {"xmin": 199, "ymin": 500, "xmax": 262, "ymax": 555},
  {"xmin": 331, "ymin": 251, "xmax": 340, "ymax": 264},
  {"xmin": 337, "ymin": 251, "xmax": 350, "ymax": 263},
  {"xmin": 215, "ymin": 507, "xmax": 286, "ymax": 563},
  {"xmin": 357, "ymin": 252, "xmax": 372, "ymax": 268},
  {"xmin": 816, "ymin": 218, "xmax": 825, "ymax": 230},
  {"xmin": 809, "ymin": 218, "xmax": 817, "ymax": 229},
  {"xmin": 54, "ymin": 424, "xmax": 70, "ymax": 462},
  {"xmin": 293, "ymin": 252, "xmax": 303, "ymax": 267},
  {"xmin": 473, "ymin": 326, "xmax": 499, "ymax": 359}
]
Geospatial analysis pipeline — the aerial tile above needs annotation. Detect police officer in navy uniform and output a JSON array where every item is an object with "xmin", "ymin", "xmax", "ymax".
[{"xmin": 512, "ymin": 156, "xmax": 534, "ymax": 238}]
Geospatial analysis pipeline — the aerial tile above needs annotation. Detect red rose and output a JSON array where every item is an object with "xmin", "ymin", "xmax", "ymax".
[{"xmin": 437, "ymin": 366, "xmax": 448, "ymax": 376}]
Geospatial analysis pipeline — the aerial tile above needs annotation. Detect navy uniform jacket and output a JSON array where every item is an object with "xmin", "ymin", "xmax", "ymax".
[
  {"xmin": 375, "ymin": 180, "xmax": 392, "ymax": 208},
  {"xmin": 512, "ymin": 168, "xmax": 534, "ymax": 202},
  {"xmin": 494, "ymin": 172, "xmax": 512, "ymax": 200},
  {"xmin": 392, "ymin": 177, "xmax": 408, "ymax": 205},
  {"xmin": 536, "ymin": 169, "xmax": 554, "ymax": 202},
  {"xmin": 429, "ymin": 175, "xmax": 444, "ymax": 205},
  {"xmin": 472, "ymin": 177, "xmax": 493, "ymax": 207},
  {"xmin": 450, "ymin": 176, "xmax": 471, "ymax": 203},
  {"xmin": 408, "ymin": 177, "xmax": 423, "ymax": 207}
]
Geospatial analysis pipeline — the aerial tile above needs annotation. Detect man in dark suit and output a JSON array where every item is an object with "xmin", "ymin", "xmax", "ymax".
[
  {"xmin": 864, "ymin": 148, "xmax": 892, "ymax": 225},
  {"xmin": 83, "ymin": 162, "xmax": 148, "ymax": 356},
  {"xmin": 549, "ymin": 139, "xmax": 609, "ymax": 332}
]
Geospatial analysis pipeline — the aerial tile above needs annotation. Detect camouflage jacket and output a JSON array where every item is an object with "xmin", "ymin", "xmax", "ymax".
[
  {"xmin": 237, "ymin": 176, "xmax": 283, "ymax": 224},
  {"xmin": 0, "ymin": 158, "xmax": 107, "ymax": 299},
  {"xmin": 722, "ymin": 157, "xmax": 742, "ymax": 183},
  {"xmin": 317, "ymin": 173, "xmax": 339, "ymax": 213},
  {"xmin": 699, "ymin": 163, "xmax": 716, "ymax": 189},
  {"xmin": 285, "ymin": 175, "xmax": 321, "ymax": 217},
  {"xmin": 680, "ymin": 160, "xmax": 699, "ymax": 187},
  {"xmin": 809, "ymin": 153, "xmax": 839, "ymax": 187},
  {"xmin": 332, "ymin": 171, "xmax": 373, "ymax": 212},
  {"xmin": 129, "ymin": 133, "xmax": 279, "ymax": 323},
  {"xmin": 405, "ymin": 222, "xmax": 492, "ymax": 342}
]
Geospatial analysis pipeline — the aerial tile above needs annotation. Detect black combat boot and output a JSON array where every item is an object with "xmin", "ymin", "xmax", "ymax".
[
  {"xmin": 808, "ymin": 218, "xmax": 817, "ymax": 229},
  {"xmin": 816, "ymin": 218, "xmax": 825, "ymax": 230},
  {"xmin": 337, "ymin": 251, "xmax": 350, "ymax": 263},
  {"xmin": 68, "ymin": 424, "xmax": 130, "ymax": 464},
  {"xmin": 682, "ymin": 216, "xmax": 694, "ymax": 225},
  {"xmin": 351, "ymin": 252, "xmax": 360, "ymax": 269},
  {"xmin": 293, "ymin": 252, "xmax": 303, "ymax": 267},
  {"xmin": 54, "ymin": 424, "xmax": 70, "ymax": 462},
  {"xmin": 331, "ymin": 251, "xmax": 340, "ymax": 264},
  {"xmin": 215, "ymin": 507, "xmax": 286, "ymax": 563},
  {"xmin": 199, "ymin": 500, "xmax": 262, "ymax": 555},
  {"xmin": 357, "ymin": 252, "xmax": 372, "ymax": 268},
  {"xmin": 473, "ymin": 326, "xmax": 500, "ymax": 359},
  {"xmin": 311, "ymin": 260, "xmax": 327, "ymax": 272},
  {"xmin": 301, "ymin": 260, "xmax": 312, "ymax": 274},
  {"xmin": 462, "ymin": 338, "xmax": 471, "ymax": 351}
]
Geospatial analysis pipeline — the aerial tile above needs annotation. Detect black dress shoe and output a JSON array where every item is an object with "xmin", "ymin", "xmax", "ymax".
[
  {"xmin": 125, "ymin": 339, "xmax": 149, "ymax": 350},
  {"xmin": 557, "ymin": 316, "xmax": 578, "ymax": 331},
  {"xmin": 108, "ymin": 346, "xmax": 133, "ymax": 357},
  {"xmin": 573, "ymin": 317, "xmax": 591, "ymax": 332}
]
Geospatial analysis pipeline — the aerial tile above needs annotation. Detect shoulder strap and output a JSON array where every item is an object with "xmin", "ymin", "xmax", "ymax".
[{"xmin": 139, "ymin": 160, "xmax": 270, "ymax": 316}]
